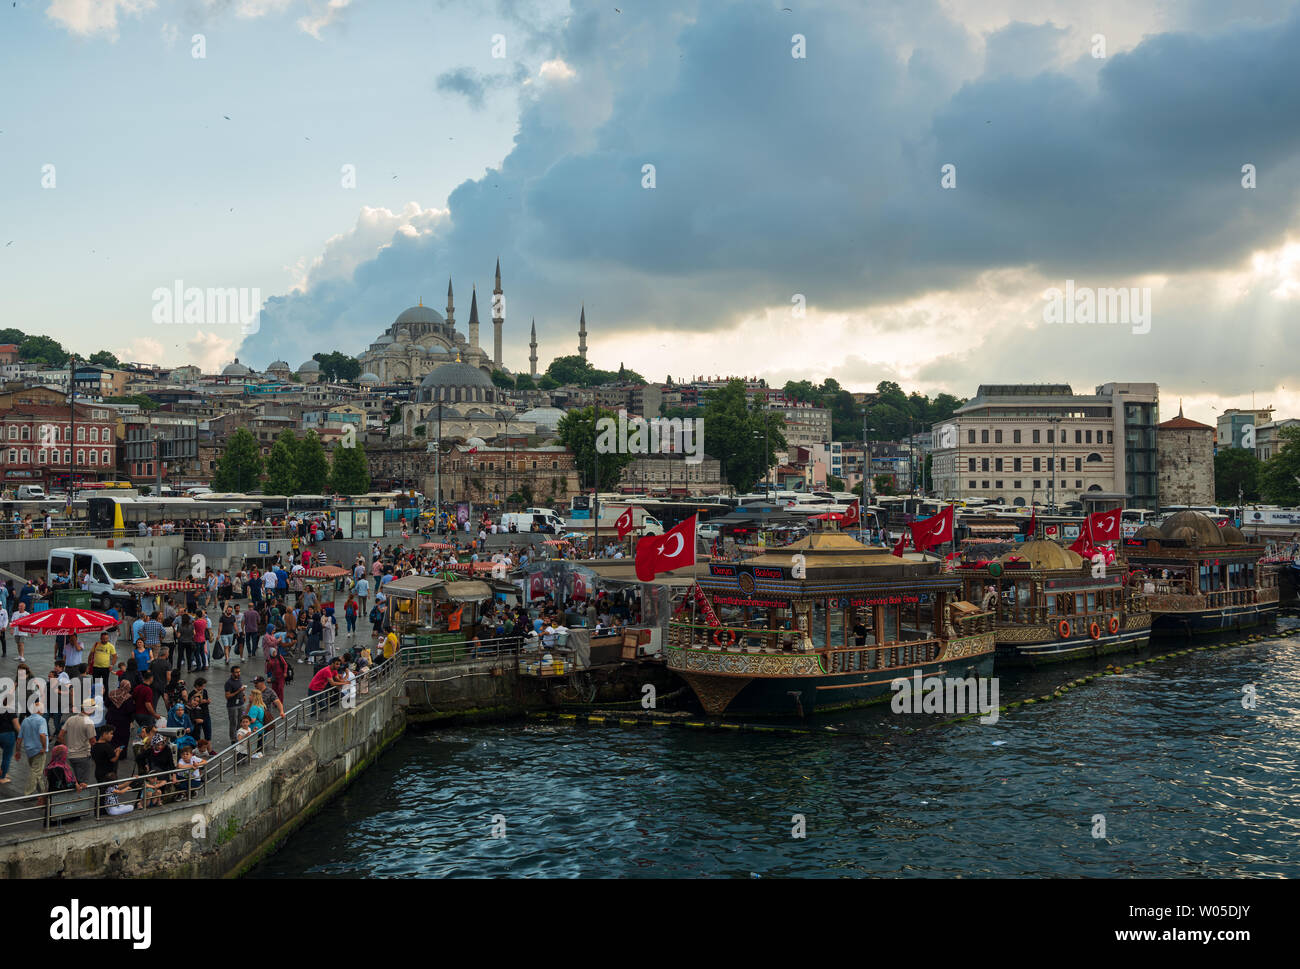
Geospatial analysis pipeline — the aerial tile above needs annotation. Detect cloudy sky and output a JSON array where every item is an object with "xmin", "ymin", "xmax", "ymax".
[{"xmin": 3, "ymin": 0, "xmax": 1299, "ymax": 426}]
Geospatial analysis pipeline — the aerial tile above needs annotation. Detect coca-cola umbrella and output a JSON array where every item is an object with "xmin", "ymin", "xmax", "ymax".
[{"xmin": 12, "ymin": 607, "xmax": 120, "ymax": 635}]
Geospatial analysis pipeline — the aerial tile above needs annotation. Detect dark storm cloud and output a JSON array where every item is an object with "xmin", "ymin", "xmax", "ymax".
[
  {"xmin": 436, "ymin": 64, "xmax": 530, "ymax": 109},
  {"xmin": 241, "ymin": 0, "xmax": 1300, "ymax": 376}
]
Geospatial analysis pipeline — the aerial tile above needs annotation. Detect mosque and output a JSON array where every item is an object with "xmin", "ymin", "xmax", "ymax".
[{"xmin": 358, "ymin": 260, "xmax": 514, "ymax": 384}]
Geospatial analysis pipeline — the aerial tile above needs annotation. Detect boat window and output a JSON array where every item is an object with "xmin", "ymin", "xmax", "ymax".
[
  {"xmin": 1075, "ymin": 593, "xmax": 1085, "ymax": 613},
  {"xmin": 1086, "ymin": 592, "xmax": 1096, "ymax": 611},
  {"xmin": 1016, "ymin": 583, "xmax": 1032, "ymax": 607},
  {"xmin": 881, "ymin": 605, "xmax": 900, "ymax": 644}
]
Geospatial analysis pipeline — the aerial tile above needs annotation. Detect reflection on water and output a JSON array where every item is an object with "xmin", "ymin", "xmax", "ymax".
[{"xmin": 251, "ymin": 621, "xmax": 1300, "ymax": 878}]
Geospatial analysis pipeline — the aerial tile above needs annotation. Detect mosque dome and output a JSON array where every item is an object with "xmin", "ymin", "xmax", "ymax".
[
  {"xmin": 1159, "ymin": 511, "xmax": 1224, "ymax": 547},
  {"xmin": 358, "ymin": 372, "xmax": 380, "ymax": 385},
  {"xmin": 997, "ymin": 539, "xmax": 1083, "ymax": 571},
  {"xmin": 222, "ymin": 359, "xmax": 252, "ymax": 376},
  {"xmin": 298, "ymin": 359, "xmax": 321, "ymax": 373},
  {"xmin": 394, "ymin": 305, "xmax": 445, "ymax": 326}
]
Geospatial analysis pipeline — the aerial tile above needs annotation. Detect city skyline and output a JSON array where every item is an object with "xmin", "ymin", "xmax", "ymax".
[{"xmin": 3, "ymin": 0, "xmax": 1299, "ymax": 429}]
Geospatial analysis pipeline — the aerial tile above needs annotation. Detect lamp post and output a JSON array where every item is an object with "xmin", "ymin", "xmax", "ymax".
[
  {"xmin": 154, "ymin": 433, "xmax": 163, "ymax": 496},
  {"xmin": 1048, "ymin": 416, "xmax": 1062, "ymax": 514}
]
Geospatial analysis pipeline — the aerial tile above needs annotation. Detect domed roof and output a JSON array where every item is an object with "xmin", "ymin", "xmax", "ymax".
[
  {"xmin": 520, "ymin": 406, "xmax": 566, "ymax": 430},
  {"xmin": 1219, "ymin": 524, "xmax": 1247, "ymax": 545},
  {"xmin": 1134, "ymin": 524, "xmax": 1163, "ymax": 540},
  {"xmin": 1159, "ymin": 510, "xmax": 1223, "ymax": 547},
  {"xmin": 267, "ymin": 359, "xmax": 290, "ymax": 370},
  {"xmin": 997, "ymin": 539, "xmax": 1083, "ymax": 571},
  {"xmin": 358, "ymin": 372, "xmax": 380, "ymax": 385},
  {"xmin": 298, "ymin": 359, "xmax": 321, "ymax": 372},
  {"xmin": 1171, "ymin": 526, "xmax": 1200, "ymax": 545},
  {"xmin": 424, "ymin": 345, "xmax": 451, "ymax": 355},
  {"xmin": 394, "ymin": 305, "xmax": 445, "ymax": 326},
  {"xmin": 375, "ymin": 334, "xmax": 395, "ymax": 346},
  {"xmin": 222, "ymin": 359, "xmax": 251, "ymax": 376},
  {"xmin": 420, "ymin": 361, "xmax": 494, "ymax": 390}
]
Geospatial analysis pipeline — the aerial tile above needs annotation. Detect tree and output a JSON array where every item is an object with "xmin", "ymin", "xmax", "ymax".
[
  {"xmin": 827, "ymin": 474, "xmax": 845, "ymax": 491},
  {"xmin": 1215, "ymin": 448, "xmax": 1262, "ymax": 503},
  {"xmin": 537, "ymin": 374, "xmax": 559, "ymax": 390},
  {"xmin": 88, "ymin": 350, "xmax": 120, "ymax": 368},
  {"xmin": 557, "ymin": 406, "xmax": 635, "ymax": 490},
  {"xmin": 873, "ymin": 474, "xmax": 897, "ymax": 496},
  {"xmin": 19, "ymin": 335, "xmax": 66, "ymax": 366},
  {"xmin": 264, "ymin": 430, "xmax": 299, "ymax": 495},
  {"xmin": 330, "ymin": 441, "xmax": 370, "ymax": 495},
  {"xmin": 312, "ymin": 351, "xmax": 361, "ymax": 382},
  {"xmin": 211, "ymin": 428, "xmax": 263, "ymax": 492},
  {"xmin": 105, "ymin": 394, "xmax": 159, "ymax": 411},
  {"xmin": 923, "ymin": 452, "xmax": 933, "ymax": 492},
  {"xmin": 514, "ymin": 374, "xmax": 536, "ymax": 391},
  {"xmin": 689, "ymin": 380, "xmax": 786, "ymax": 493},
  {"xmin": 490, "ymin": 369, "xmax": 515, "ymax": 390},
  {"xmin": 295, "ymin": 431, "xmax": 329, "ymax": 493},
  {"xmin": 1259, "ymin": 427, "xmax": 1300, "ymax": 506},
  {"xmin": 0, "ymin": 328, "xmax": 26, "ymax": 346}
]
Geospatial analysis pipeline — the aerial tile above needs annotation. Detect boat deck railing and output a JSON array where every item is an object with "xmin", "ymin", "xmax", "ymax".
[
  {"xmin": 667, "ymin": 621, "xmax": 945, "ymax": 672},
  {"xmin": 1139, "ymin": 587, "xmax": 1275, "ymax": 610}
]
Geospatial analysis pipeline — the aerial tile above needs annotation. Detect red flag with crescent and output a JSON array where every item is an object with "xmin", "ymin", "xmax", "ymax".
[
  {"xmin": 1086, "ymin": 509, "xmax": 1120, "ymax": 542},
  {"xmin": 908, "ymin": 505, "xmax": 954, "ymax": 553},
  {"xmin": 529, "ymin": 573, "xmax": 546, "ymax": 600},
  {"xmin": 635, "ymin": 515, "xmax": 697, "ymax": 581},
  {"xmin": 840, "ymin": 499, "xmax": 860, "ymax": 527},
  {"xmin": 572, "ymin": 573, "xmax": 587, "ymax": 600},
  {"xmin": 615, "ymin": 507, "xmax": 635, "ymax": 539}
]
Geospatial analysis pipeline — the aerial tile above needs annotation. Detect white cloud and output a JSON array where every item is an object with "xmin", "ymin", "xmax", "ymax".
[
  {"xmin": 185, "ymin": 331, "xmax": 239, "ymax": 373},
  {"xmin": 297, "ymin": 0, "xmax": 351, "ymax": 40},
  {"xmin": 287, "ymin": 202, "xmax": 449, "ymax": 293},
  {"xmin": 538, "ymin": 58, "xmax": 576, "ymax": 82},
  {"xmin": 114, "ymin": 336, "xmax": 166, "ymax": 366},
  {"xmin": 46, "ymin": 0, "xmax": 156, "ymax": 38}
]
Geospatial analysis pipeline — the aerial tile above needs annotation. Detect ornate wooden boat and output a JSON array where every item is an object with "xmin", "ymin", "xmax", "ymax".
[
  {"xmin": 1123, "ymin": 511, "xmax": 1280, "ymax": 636},
  {"xmin": 665, "ymin": 532, "xmax": 995, "ymax": 718},
  {"xmin": 957, "ymin": 539, "xmax": 1152, "ymax": 666}
]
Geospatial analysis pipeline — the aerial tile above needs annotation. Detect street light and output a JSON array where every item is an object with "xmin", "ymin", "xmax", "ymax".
[{"xmin": 1047, "ymin": 416, "xmax": 1062, "ymax": 514}]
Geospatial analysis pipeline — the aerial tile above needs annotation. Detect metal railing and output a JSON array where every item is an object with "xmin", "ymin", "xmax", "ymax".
[
  {"xmin": 0, "ymin": 650, "xmax": 406, "ymax": 834},
  {"xmin": 394, "ymin": 634, "xmax": 525, "ymax": 666},
  {"xmin": 0, "ymin": 524, "xmax": 291, "ymax": 542}
]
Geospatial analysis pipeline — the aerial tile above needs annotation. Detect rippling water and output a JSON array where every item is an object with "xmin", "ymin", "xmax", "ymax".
[{"xmin": 252, "ymin": 618, "xmax": 1300, "ymax": 878}]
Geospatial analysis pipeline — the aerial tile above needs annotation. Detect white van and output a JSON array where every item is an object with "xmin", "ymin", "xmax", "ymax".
[
  {"xmin": 47, "ymin": 547, "xmax": 149, "ymax": 610},
  {"xmin": 499, "ymin": 511, "xmax": 567, "ymax": 533},
  {"xmin": 16, "ymin": 485, "xmax": 46, "ymax": 500}
]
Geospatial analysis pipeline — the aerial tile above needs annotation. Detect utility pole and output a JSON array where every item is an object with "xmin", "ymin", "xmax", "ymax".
[
  {"xmin": 1048, "ymin": 416, "xmax": 1061, "ymax": 515},
  {"xmin": 434, "ymin": 401, "xmax": 442, "ymax": 531},
  {"xmin": 592, "ymin": 403, "xmax": 600, "ymax": 554},
  {"xmin": 68, "ymin": 354, "xmax": 76, "ymax": 500},
  {"xmin": 155, "ymin": 433, "xmax": 163, "ymax": 496}
]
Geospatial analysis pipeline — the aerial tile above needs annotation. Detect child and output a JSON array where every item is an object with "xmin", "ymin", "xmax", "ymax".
[
  {"xmin": 235, "ymin": 715, "xmax": 257, "ymax": 763},
  {"xmin": 141, "ymin": 774, "xmax": 165, "ymax": 809}
]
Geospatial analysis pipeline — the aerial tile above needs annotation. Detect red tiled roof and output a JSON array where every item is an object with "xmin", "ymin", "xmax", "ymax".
[{"xmin": 1158, "ymin": 415, "xmax": 1213, "ymax": 430}]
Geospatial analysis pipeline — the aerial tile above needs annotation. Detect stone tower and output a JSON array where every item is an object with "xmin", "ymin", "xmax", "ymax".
[
  {"xmin": 445, "ymin": 277, "xmax": 455, "ymax": 329},
  {"xmin": 492, "ymin": 258, "xmax": 504, "ymax": 370},
  {"xmin": 1156, "ymin": 403, "xmax": 1215, "ymax": 506},
  {"xmin": 529, "ymin": 317, "xmax": 538, "ymax": 378},
  {"xmin": 578, "ymin": 303, "xmax": 587, "ymax": 362}
]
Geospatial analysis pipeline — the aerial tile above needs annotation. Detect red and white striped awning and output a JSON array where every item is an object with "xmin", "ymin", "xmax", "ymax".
[
  {"xmin": 12, "ymin": 607, "xmax": 120, "ymax": 634},
  {"xmin": 302, "ymin": 566, "xmax": 349, "ymax": 578}
]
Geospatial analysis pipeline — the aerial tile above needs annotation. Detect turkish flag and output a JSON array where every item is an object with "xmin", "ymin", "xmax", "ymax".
[
  {"xmin": 615, "ymin": 507, "xmax": 634, "ymax": 539},
  {"xmin": 908, "ymin": 505, "xmax": 954, "ymax": 553},
  {"xmin": 892, "ymin": 534, "xmax": 909, "ymax": 557},
  {"xmin": 529, "ymin": 573, "xmax": 546, "ymax": 600},
  {"xmin": 635, "ymin": 515, "xmax": 697, "ymax": 581},
  {"xmin": 1086, "ymin": 509, "xmax": 1120, "ymax": 542},
  {"xmin": 1023, "ymin": 504, "xmax": 1037, "ymax": 537},
  {"xmin": 572, "ymin": 573, "xmax": 587, "ymax": 600},
  {"xmin": 1069, "ymin": 526, "xmax": 1095, "ymax": 558},
  {"xmin": 840, "ymin": 500, "xmax": 860, "ymax": 527}
]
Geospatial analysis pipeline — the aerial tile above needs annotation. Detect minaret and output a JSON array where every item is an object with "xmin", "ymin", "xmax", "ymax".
[
  {"xmin": 578, "ymin": 303, "xmax": 588, "ymax": 361},
  {"xmin": 468, "ymin": 285, "xmax": 480, "ymax": 353},
  {"xmin": 445, "ymin": 278, "xmax": 455, "ymax": 328},
  {"xmin": 492, "ymin": 258, "xmax": 504, "ymax": 370},
  {"xmin": 529, "ymin": 318, "xmax": 538, "ymax": 378}
]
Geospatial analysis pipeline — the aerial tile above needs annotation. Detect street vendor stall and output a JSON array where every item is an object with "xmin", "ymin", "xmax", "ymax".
[
  {"xmin": 302, "ymin": 565, "xmax": 349, "ymax": 614},
  {"xmin": 118, "ymin": 578, "xmax": 205, "ymax": 625}
]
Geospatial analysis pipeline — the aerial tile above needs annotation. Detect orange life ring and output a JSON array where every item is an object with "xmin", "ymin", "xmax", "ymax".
[
  {"xmin": 1089, "ymin": 621, "xmax": 1101, "ymax": 641},
  {"xmin": 1058, "ymin": 620, "xmax": 1071, "ymax": 639},
  {"xmin": 1108, "ymin": 615, "xmax": 1120, "ymax": 634},
  {"xmin": 712, "ymin": 628, "xmax": 737, "ymax": 647}
]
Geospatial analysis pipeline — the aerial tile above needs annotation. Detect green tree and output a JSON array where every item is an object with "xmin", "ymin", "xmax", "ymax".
[
  {"xmin": 702, "ymin": 381, "xmax": 786, "ymax": 492},
  {"xmin": 211, "ymin": 427, "xmax": 263, "ymax": 492},
  {"xmin": 546, "ymin": 355, "xmax": 596, "ymax": 386},
  {"xmin": 295, "ymin": 430, "xmax": 329, "ymax": 493},
  {"xmin": 557, "ymin": 406, "xmax": 634, "ymax": 490},
  {"xmin": 329, "ymin": 441, "xmax": 371, "ymax": 495},
  {"xmin": 312, "ymin": 351, "xmax": 361, "ymax": 382},
  {"xmin": 88, "ymin": 350, "xmax": 120, "ymax": 368},
  {"xmin": 537, "ymin": 374, "xmax": 559, "ymax": 390},
  {"xmin": 873, "ymin": 474, "xmax": 897, "ymax": 496},
  {"xmin": 514, "ymin": 373, "xmax": 536, "ymax": 391},
  {"xmin": 1259, "ymin": 427, "xmax": 1300, "ymax": 505},
  {"xmin": 923, "ymin": 452, "xmax": 933, "ymax": 492},
  {"xmin": 264, "ymin": 430, "xmax": 300, "ymax": 495},
  {"xmin": 0, "ymin": 328, "xmax": 26, "ymax": 346},
  {"xmin": 105, "ymin": 394, "xmax": 159, "ymax": 411},
  {"xmin": 1214, "ymin": 448, "xmax": 1261, "ymax": 503},
  {"xmin": 19, "ymin": 334, "xmax": 66, "ymax": 365},
  {"xmin": 490, "ymin": 369, "xmax": 515, "ymax": 390},
  {"xmin": 827, "ymin": 474, "xmax": 845, "ymax": 491}
]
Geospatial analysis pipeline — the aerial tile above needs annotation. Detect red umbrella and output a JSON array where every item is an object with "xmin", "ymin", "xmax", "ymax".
[
  {"xmin": 12, "ymin": 607, "xmax": 120, "ymax": 635},
  {"xmin": 302, "ymin": 566, "xmax": 349, "ymax": 578},
  {"xmin": 420, "ymin": 542, "xmax": 455, "ymax": 550}
]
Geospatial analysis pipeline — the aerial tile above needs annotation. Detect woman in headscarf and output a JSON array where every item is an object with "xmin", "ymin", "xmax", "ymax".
[{"xmin": 44, "ymin": 744, "xmax": 83, "ymax": 792}]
